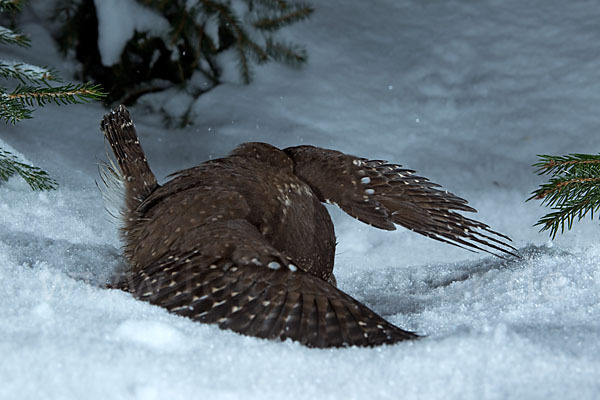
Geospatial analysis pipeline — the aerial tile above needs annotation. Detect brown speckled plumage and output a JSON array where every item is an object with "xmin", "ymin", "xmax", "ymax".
[{"xmin": 101, "ymin": 105, "xmax": 515, "ymax": 348}]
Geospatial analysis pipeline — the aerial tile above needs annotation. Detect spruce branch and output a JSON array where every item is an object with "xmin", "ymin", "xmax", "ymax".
[
  {"xmin": 253, "ymin": 4, "xmax": 313, "ymax": 31},
  {"xmin": 6, "ymin": 82, "xmax": 105, "ymax": 107},
  {"xmin": 237, "ymin": 47, "xmax": 252, "ymax": 83},
  {"xmin": 200, "ymin": 0, "xmax": 268, "ymax": 83},
  {"xmin": 532, "ymin": 153, "xmax": 600, "ymax": 177},
  {"xmin": 0, "ymin": 83, "xmax": 105, "ymax": 124},
  {"xmin": 248, "ymin": 0, "xmax": 290, "ymax": 10},
  {"xmin": 0, "ymin": 25, "xmax": 30, "ymax": 47},
  {"xmin": 0, "ymin": 0, "xmax": 25, "ymax": 13},
  {"xmin": 0, "ymin": 61, "xmax": 61, "ymax": 84},
  {"xmin": 265, "ymin": 38, "xmax": 307, "ymax": 66},
  {"xmin": 0, "ymin": 148, "xmax": 57, "ymax": 190},
  {"xmin": 0, "ymin": 94, "xmax": 31, "ymax": 123},
  {"xmin": 528, "ymin": 153, "xmax": 600, "ymax": 238}
]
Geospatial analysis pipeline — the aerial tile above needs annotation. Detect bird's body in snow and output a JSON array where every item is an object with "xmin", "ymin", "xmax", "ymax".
[{"xmin": 100, "ymin": 105, "xmax": 514, "ymax": 348}]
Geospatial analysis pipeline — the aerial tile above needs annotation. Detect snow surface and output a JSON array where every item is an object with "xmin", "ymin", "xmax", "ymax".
[{"xmin": 2, "ymin": 0, "xmax": 600, "ymax": 399}]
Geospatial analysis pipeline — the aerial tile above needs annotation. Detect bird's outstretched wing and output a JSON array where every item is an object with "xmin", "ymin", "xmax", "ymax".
[
  {"xmin": 284, "ymin": 145, "xmax": 516, "ymax": 257},
  {"xmin": 111, "ymin": 219, "xmax": 417, "ymax": 348}
]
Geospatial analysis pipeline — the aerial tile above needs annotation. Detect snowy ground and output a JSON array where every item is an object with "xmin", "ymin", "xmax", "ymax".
[{"xmin": 1, "ymin": 0, "xmax": 600, "ymax": 399}]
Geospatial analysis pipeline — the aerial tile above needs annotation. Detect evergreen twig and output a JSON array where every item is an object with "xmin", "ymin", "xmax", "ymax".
[
  {"xmin": 0, "ymin": 148, "xmax": 57, "ymax": 190},
  {"xmin": 265, "ymin": 38, "xmax": 307, "ymax": 66},
  {"xmin": 0, "ymin": 0, "xmax": 25, "ymax": 13},
  {"xmin": 253, "ymin": 4, "xmax": 313, "ymax": 31},
  {"xmin": 0, "ymin": 25, "xmax": 30, "ymax": 47},
  {"xmin": 200, "ymin": 0, "xmax": 267, "ymax": 83},
  {"xmin": 0, "ymin": 94, "xmax": 31, "ymax": 123},
  {"xmin": 0, "ymin": 83, "xmax": 105, "ymax": 124},
  {"xmin": 7, "ymin": 82, "xmax": 105, "ymax": 107},
  {"xmin": 0, "ymin": 62, "xmax": 60, "ymax": 84},
  {"xmin": 528, "ymin": 153, "xmax": 600, "ymax": 238},
  {"xmin": 248, "ymin": 0, "xmax": 290, "ymax": 10}
]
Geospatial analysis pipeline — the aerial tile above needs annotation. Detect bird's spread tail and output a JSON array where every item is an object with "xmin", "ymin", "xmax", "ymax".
[{"xmin": 100, "ymin": 105, "xmax": 158, "ymax": 216}]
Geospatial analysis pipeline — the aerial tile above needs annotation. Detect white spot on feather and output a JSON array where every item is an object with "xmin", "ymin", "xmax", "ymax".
[{"xmin": 268, "ymin": 261, "xmax": 281, "ymax": 270}]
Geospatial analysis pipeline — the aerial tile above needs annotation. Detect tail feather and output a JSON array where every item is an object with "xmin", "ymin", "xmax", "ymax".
[
  {"xmin": 100, "ymin": 105, "xmax": 158, "ymax": 213},
  {"xmin": 96, "ymin": 157, "xmax": 125, "ymax": 221}
]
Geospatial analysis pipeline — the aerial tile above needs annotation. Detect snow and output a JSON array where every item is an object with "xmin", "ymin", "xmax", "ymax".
[
  {"xmin": 1, "ymin": 0, "xmax": 600, "ymax": 399},
  {"xmin": 93, "ymin": 0, "xmax": 171, "ymax": 66}
]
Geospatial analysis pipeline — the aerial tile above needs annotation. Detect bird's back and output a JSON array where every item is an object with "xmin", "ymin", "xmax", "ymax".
[{"xmin": 126, "ymin": 142, "xmax": 336, "ymax": 282}]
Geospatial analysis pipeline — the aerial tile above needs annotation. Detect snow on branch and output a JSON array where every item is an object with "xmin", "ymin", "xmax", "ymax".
[
  {"xmin": 0, "ymin": 61, "xmax": 60, "ymax": 84},
  {"xmin": 0, "ymin": 25, "xmax": 30, "ymax": 47}
]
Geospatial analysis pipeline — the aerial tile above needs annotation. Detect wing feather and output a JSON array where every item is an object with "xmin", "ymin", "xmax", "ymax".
[
  {"xmin": 284, "ymin": 145, "xmax": 516, "ymax": 257},
  {"xmin": 112, "ymin": 219, "xmax": 417, "ymax": 347}
]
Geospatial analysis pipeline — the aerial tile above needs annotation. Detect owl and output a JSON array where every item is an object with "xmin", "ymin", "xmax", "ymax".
[{"xmin": 100, "ymin": 105, "xmax": 515, "ymax": 348}]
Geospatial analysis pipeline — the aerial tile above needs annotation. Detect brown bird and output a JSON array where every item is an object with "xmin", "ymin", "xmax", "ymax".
[{"xmin": 100, "ymin": 105, "xmax": 515, "ymax": 348}]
